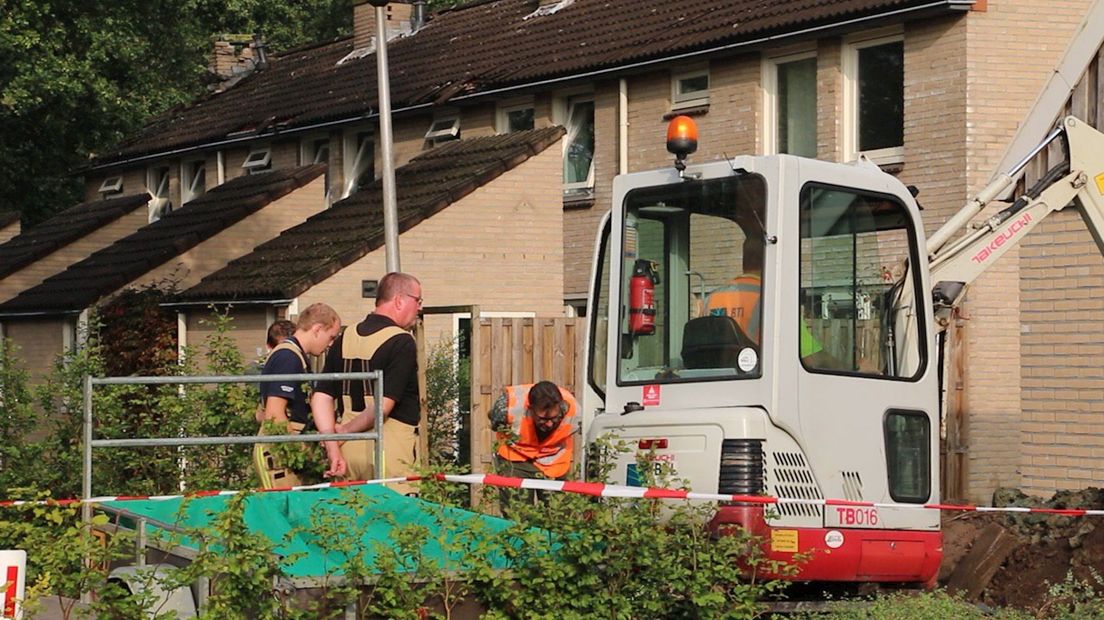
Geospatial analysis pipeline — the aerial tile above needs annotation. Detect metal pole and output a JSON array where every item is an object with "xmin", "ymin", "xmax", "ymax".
[
  {"xmin": 373, "ymin": 1, "xmax": 401, "ymax": 272},
  {"xmin": 81, "ymin": 373, "xmax": 93, "ymax": 604},
  {"xmin": 373, "ymin": 372, "xmax": 384, "ymax": 477}
]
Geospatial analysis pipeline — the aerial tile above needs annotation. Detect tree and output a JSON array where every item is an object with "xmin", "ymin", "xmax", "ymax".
[{"xmin": 0, "ymin": 0, "xmax": 353, "ymax": 226}]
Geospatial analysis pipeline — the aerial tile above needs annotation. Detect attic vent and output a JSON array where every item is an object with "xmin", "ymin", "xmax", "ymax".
[
  {"xmin": 525, "ymin": 0, "xmax": 574, "ymax": 19},
  {"xmin": 98, "ymin": 176, "xmax": 123, "ymax": 195},
  {"xmin": 769, "ymin": 451, "xmax": 823, "ymax": 518},
  {"xmin": 841, "ymin": 470, "xmax": 864, "ymax": 501}
]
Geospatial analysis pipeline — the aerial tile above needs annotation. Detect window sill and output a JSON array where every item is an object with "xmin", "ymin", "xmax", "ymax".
[
  {"xmin": 663, "ymin": 104, "xmax": 709, "ymax": 121},
  {"xmin": 563, "ymin": 189, "xmax": 595, "ymax": 210}
]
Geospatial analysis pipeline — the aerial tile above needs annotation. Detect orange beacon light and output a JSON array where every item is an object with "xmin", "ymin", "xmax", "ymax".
[{"xmin": 666, "ymin": 115, "xmax": 698, "ymax": 174}]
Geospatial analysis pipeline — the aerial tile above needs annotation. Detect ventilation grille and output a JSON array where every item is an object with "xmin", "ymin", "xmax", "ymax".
[
  {"xmin": 841, "ymin": 470, "xmax": 864, "ymax": 501},
  {"xmin": 770, "ymin": 451, "xmax": 823, "ymax": 518},
  {"xmin": 718, "ymin": 439, "xmax": 765, "ymax": 495}
]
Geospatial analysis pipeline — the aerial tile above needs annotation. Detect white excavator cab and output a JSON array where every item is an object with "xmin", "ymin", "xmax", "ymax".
[{"xmin": 581, "ymin": 116, "xmax": 941, "ymax": 584}]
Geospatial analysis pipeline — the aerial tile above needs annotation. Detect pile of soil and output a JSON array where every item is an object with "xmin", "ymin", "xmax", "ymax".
[{"xmin": 939, "ymin": 487, "xmax": 1104, "ymax": 610}]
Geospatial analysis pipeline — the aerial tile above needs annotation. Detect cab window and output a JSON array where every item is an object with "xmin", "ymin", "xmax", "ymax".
[
  {"xmin": 617, "ymin": 174, "xmax": 767, "ymax": 384},
  {"xmin": 798, "ymin": 183, "xmax": 925, "ymax": 378}
]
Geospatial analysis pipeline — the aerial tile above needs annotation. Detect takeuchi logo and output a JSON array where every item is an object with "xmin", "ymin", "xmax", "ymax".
[{"xmin": 971, "ymin": 213, "xmax": 1032, "ymax": 264}]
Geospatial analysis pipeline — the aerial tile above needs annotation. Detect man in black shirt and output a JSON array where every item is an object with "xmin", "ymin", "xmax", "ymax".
[{"xmin": 312, "ymin": 272, "xmax": 422, "ymax": 493}]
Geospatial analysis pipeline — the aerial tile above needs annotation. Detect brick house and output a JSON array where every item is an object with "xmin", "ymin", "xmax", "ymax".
[
  {"xmin": 0, "ymin": 167, "xmax": 327, "ymax": 381},
  {"xmin": 169, "ymin": 128, "xmax": 565, "ymax": 363},
  {"xmin": 2, "ymin": 0, "xmax": 1102, "ymax": 500}
]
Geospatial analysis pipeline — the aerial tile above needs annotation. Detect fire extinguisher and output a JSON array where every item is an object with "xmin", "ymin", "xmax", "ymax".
[{"xmin": 629, "ymin": 259, "xmax": 659, "ymax": 335}]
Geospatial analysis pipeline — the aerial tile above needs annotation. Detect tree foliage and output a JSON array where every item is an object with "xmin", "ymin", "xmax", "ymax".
[{"xmin": 0, "ymin": 0, "xmax": 354, "ymax": 225}]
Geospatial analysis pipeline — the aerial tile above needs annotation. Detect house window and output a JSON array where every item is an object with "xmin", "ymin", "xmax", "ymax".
[
  {"xmin": 302, "ymin": 136, "xmax": 331, "ymax": 204},
  {"xmin": 425, "ymin": 115, "xmax": 460, "ymax": 146},
  {"xmin": 764, "ymin": 52, "xmax": 817, "ymax": 158},
  {"xmin": 242, "ymin": 147, "xmax": 272, "ymax": 174},
  {"xmin": 498, "ymin": 101, "xmax": 535, "ymax": 133},
  {"xmin": 146, "ymin": 166, "xmax": 172, "ymax": 222},
  {"xmin": 342, "ymin": 130, "xmax": 374, "ymax": 197},
  {"xmin": 844, "ymin": 34, "xmax": 904, "ymax": 164},
  {"xmin": 564, "ymin": 95, "xmax": 595, "ymax": 195},
  {"xmin": 98, "ymin": 176, "xmax": 123, "ymax": 196},
  {"xmin": 672, "ymin": 67, "xmax": 710, "ymax": 109},
  {"xmin": 181, "ymin": 160, "xmax": 206, "ymax": 204}
]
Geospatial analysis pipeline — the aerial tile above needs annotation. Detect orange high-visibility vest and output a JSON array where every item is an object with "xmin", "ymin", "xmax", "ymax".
[
  {"xmin": 495, "ymin": 384, "xmax": 579, "ymax": 479},
  {"xmin": 704, "ymin": 275, "xmax": 762, "ymax": 343}
]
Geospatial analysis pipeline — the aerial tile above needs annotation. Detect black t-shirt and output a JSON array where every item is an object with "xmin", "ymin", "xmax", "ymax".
[
  {"xmin": 260, "ymin": 336, "xmax": 311, "ymax": 424},
  {"xmin": 313, "ymin": 314, "xmax": 419, "ymax": 426}
]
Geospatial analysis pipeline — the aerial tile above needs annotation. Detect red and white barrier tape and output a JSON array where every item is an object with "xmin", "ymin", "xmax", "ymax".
[{"xmin": 2, "ymin": 473, "xmax": 1103, "ymax": 517}]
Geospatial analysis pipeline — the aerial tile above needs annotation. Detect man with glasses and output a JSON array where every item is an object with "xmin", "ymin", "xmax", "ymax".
[
  {"xmin": 490, "ymin": 380, "xmax": 579, "ymax": 483},
  {"xmin": 311, "ymin": 272, "xmax": 423, "ymax": 494}
]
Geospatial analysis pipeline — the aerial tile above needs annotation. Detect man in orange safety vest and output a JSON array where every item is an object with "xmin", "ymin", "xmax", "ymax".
[{"xmin": 489, "ymin": 381, "xmax": 579, "ymax": 481}]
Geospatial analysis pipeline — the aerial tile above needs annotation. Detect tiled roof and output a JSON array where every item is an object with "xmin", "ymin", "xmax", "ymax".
[
  {"xmin": 96, "ymin": 0, "xmax": 965, "ymax": 165},
  {"xmin": 0, "ymin": 211, "xmax": 19, "ymax": 229},
  {"xmin": 0, "ymin": 194, "xmax": 150, "ymax": 281},
  {"xmin": 176, "ymin": 126, "xmax": 565, "ymax": 303},
  {"xmin": 0, "ymin": 166, "xmax": 325, "ymax": 316}
]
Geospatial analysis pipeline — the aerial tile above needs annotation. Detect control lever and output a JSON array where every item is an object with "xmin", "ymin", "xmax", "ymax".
[{"xmin": 621, "ymin": 401, "xmax": 645, "ymax": 416}]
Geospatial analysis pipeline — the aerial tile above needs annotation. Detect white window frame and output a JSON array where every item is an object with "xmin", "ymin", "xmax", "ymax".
[
  {"xmin": 671, "ymin": 66, "xmax": 710, "ymax": 110},
  {"xmin": 562, "ymin": 94, "xmax": 595, "ymax": 193},
  {"xmin": 843, "ymin": 32, "xmax": 904, "ymax": 165},
  {"xmin": 181, "ymin": 159, "xmax": 206, "ymax": 204},
  {"xmin": 496, "ymin": 98, "xmax": 536, "ymax": 134},
  {"xmin": 242, "ymin": 147, "xmax": 272, "ymax": 174},
  {"xmin": 98, "ymin": 176, "xmax": 123, "ymax": 195},
  {"xmin": 762, "ymin": 50, "xmax": 817, "ymax": 156},
  {"xmin": 424, "ymin": 115, "xmax": 461, "ymax": 144},
  {"xmin": 342, "ymin": 129, "xmax": 374, "ymax": 198},
  {"xmin": 146, "ymin": 166, "xmax": 172, "ymax": 222},
  {"xmin": 301, "ymin": 135, "xmax": 332, "ymax": 205}
]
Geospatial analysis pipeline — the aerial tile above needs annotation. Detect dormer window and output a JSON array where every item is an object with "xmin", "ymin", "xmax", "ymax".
[
  {"xmin": 98, "ymin": 176, "xmax": 123, "ymax": 196},
  {"xmin": 182, "ymin": 160, "xmax": 206, "ymax": 204},
  {"xmin": 425, "ymin": 116, "xmax": 460, "ymax": 146},
  {"xmin": 147, "ymin": 166, "xmax": 172, "ymax": 222},
  {"xmin": 242, "ymin": 148, "xmax": 272, "ymax": 174}
]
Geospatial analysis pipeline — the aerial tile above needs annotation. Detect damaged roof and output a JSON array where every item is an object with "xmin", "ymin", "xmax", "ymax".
[
  {"xmin": 0, "ymin": 166, "xmax": 325, "ymax": 316},
  {"xmin": 175, "ymin": 126, "xmax": 565, "ymax": 303},
  {"xmin": 96, "ymin": 0, "xmax": 969, "ymax": 166},
  {"xmin": 0, "ymin": 194, "xmax": 150, "ymax": 281}
]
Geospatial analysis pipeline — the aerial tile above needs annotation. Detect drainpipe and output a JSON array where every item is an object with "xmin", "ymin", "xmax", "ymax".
[
  {"xmin": 217, "ymin": 151, "xmax": 226, "ymax": 185},
  {"xmin": 619, "ymin": 78, "xmax": 629, "ymax": 175}
]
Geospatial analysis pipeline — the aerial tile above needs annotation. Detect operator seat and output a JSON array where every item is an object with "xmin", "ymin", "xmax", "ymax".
[{"xmin": 681, "ymin": 315, "xmax": 755, "ymax": 370}]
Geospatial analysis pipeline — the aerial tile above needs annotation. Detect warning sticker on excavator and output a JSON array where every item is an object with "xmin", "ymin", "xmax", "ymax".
[
  {"xmin": 770, "ymin": 529, "xmax": 799, "ymax": 553},
  {"xmin": 1095, "ymin": 172, "xmax": 1104, "ymax": 195}
]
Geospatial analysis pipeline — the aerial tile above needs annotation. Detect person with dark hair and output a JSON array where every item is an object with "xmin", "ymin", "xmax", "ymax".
[
  {"xmin": 311, "ymin": 272, "xmax": 423, "ymax": 494},
  {"xmin": 266, "ymin": 319, "xmax": 296, "ymax": 350},
  {"xmin": 489, "ymin": 380, "xmax": 579, "ymax": 481},
  {"xmin": 254, "ymin": 303, "xmax": 341, "ymax": 489}
]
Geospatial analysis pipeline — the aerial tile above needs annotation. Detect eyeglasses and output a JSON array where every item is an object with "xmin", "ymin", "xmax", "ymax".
[{"xmin": 403, "ymin": 293, "xmax": 423, "ymax": 306}]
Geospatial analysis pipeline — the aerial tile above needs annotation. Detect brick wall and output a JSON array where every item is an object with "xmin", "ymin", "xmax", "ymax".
[
  {"xmin": 3, "ymin": 318, "xmax": 66, "ymax": 384},
  {"xmin": 297, "ymin": 138, "xmax": 565, "ymax": 348},
  {"xmin": 184, "ymin": 308, "xmax": 271, "ymax": 372},
  {"xmin": 962, "ymin": 0, "xmax": 1092, "ymax": 500},
  {"xmin": 0, "ymin": 206, "xmax": 149, "ymax": 303}
]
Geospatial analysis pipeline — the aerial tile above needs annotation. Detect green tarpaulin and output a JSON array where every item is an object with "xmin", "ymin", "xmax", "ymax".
[{"xmin": 98, "ymin": 486, "xmax": 518, "ymax": 579}]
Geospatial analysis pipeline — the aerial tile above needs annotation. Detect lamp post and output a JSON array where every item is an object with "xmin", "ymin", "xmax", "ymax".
[{"xmin": 368, "ymin": 0, "xmax": 400, "ymax": 273}]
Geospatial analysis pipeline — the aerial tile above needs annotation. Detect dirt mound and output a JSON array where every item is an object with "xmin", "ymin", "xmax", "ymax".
[{"xmin": 939, "ymin": 487, "xmax": 1104, "ymax": 610}]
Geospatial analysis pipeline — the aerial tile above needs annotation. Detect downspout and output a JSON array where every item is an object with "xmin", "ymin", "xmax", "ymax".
[
  {"xmin": 619, "ymin": 78, "xmax": 629, "ymax": 175},
  {"xmin": 177, "ymin": 311, "xmax": 188, "ymax": 365},
  {"xmin": 217, "ymin": 151, "xmax": 226, "ymax": 185}
]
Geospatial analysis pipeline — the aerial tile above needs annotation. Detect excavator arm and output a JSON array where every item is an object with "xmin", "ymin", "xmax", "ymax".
[{"xmin": 927, "ymin": 116, "xmax": 1104, "ymax": 329}]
